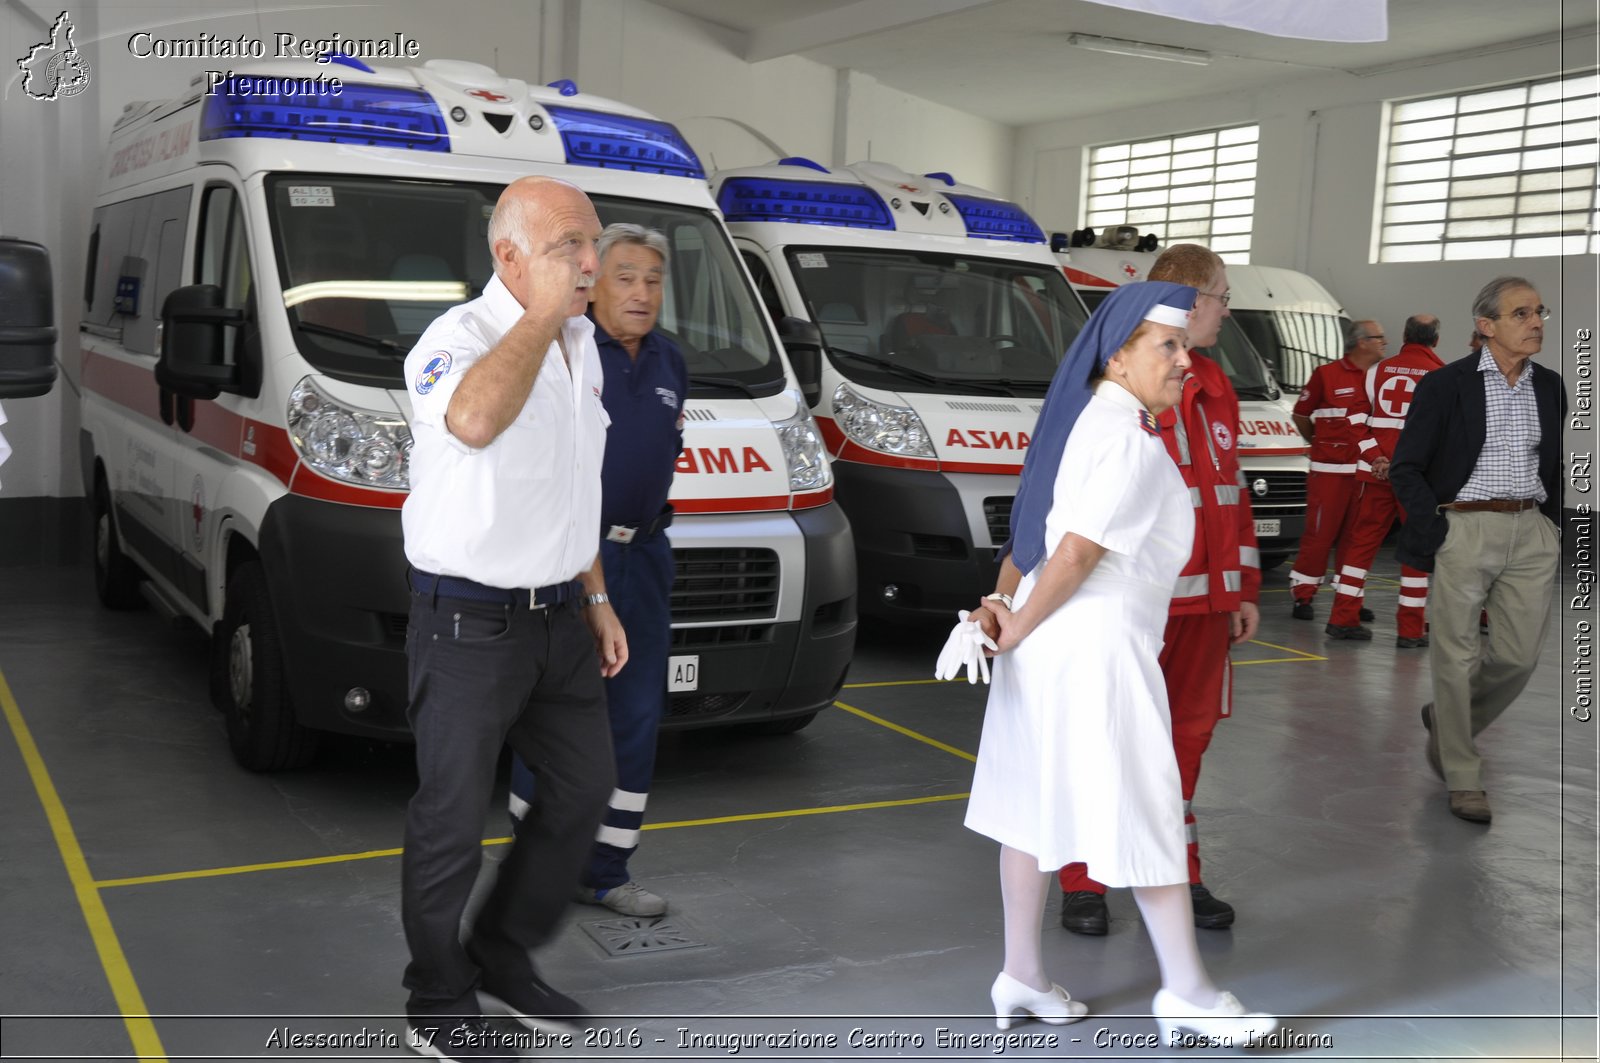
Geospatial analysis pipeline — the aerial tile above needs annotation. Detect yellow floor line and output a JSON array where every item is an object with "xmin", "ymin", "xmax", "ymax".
[
  {"xmin": 0, "ymin": 669, "xmax": 167, "ymax": 1062},
  {"xmin": 834, "ymin": 699, "xmax": 977, "ymax": 763},
  {"xmin": 843, "ymin": 678, "xmax": 948, "ymax": 689},
  {"xmin": 1235, "ymin": 656, "xmax": 1325, "ymax": 666},
  {"xmin": 1246, "ymin": 638, "xmax": 1327, "ymax": 661},
  {"xmin": 98, "ymin": 794, "xmax": 970, "ymax": 889}
]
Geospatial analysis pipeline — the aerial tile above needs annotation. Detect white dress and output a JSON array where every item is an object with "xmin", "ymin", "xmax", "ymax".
[{"xmin": 965, "ymin": 381, "xmax": 1196, "ymax": 885}]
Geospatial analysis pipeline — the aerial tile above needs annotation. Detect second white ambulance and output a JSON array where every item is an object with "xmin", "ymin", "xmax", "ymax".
[{"xmin": 716, "ymin": 160, "xmax": 1090, "ymax": 617}]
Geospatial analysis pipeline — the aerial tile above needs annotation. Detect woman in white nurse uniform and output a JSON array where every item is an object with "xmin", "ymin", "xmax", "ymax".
[{"xmin": 958, "ymin": 281, "xmax": 1277, "ymax": 1044}]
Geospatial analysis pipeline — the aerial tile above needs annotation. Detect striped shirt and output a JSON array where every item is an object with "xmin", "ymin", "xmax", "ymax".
[{"xmin": 1458, "ymin": 347, "xmax": 1545, "ymax": 503}]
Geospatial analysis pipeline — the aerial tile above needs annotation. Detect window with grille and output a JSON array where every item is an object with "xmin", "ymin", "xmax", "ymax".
[
  {"xmin": 1083, "ymin": 125, "xmax": 1259, "ymax": 263},
  {"xmin": 1374, "ymin": 70, "xmax": 1599, "ymax": 262}
]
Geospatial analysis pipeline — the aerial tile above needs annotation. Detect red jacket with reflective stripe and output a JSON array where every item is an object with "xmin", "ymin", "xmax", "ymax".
[
  {"xmin": 1358, "ymin": 343, "xmax": 1446, "ymax": 482},
  {"xmin": 1157, "ymin": 352, "xmax": 1261, "ymax": 616},
  {"xmin": 1293, "ymin": 356, "xmax": 1375, "ymax": 472}
]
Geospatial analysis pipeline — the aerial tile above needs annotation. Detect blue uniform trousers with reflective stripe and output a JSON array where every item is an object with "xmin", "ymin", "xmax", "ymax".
[{"xmin": 511, "ymin": 532, "xmax": 674, "ymax": 890}]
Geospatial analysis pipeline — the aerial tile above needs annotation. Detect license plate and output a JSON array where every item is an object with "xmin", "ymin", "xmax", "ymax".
[
  {"xmin": 1255, "ymin": 518, "xmax": 1281, "ymax": 537},
  {"xmin": 668, "ymin": 655, "xmax": 700, "ymax": 692}
]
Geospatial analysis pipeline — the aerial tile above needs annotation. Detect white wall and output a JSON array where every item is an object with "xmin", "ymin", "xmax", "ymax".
[
  {"xmin": 1013, "ymin": 29, "xmax": 1599, "ymax": 506},
  {"xmin": 0, "ymin": 0, "xmax": 1016, "ymax": 499}
]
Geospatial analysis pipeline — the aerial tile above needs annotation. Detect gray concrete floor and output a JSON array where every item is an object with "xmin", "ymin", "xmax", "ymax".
[{"xmin": 0, "ymin": 551, "xmax": 1594, "ymax": 1062}]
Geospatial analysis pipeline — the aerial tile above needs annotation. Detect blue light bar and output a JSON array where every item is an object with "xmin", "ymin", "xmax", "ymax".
[
  {"xmin": 923, "ymin": 171, "xmax": 955, "ymax": 185},
  {"xmin": 547, "ymin": 79, "xmax": 579, "ymax": 96},
  {"xmin": 324, "ymin": 53, "xmax": 375, "ymax": 73},
  {"xmin": 944, "ymin": 193, "xmax": 1045, "ymax": 243},
  {"xmin": 780, "ymin": 156, "xmax": 829, "ymax": 173},
  {"xmin": 545, "ymin": 105, "xmax": 704, "ymax": 178},
  {"xmin": 717, "ymin": 177, "xmax": 893, "ymax": 230},
  {"xmin": 200, "ymin": 78, "xmax": 449, "ymax": 152}
]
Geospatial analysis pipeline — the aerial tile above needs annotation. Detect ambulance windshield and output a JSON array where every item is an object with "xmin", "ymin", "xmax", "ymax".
[
  {"xmin": 1079, "ymin": 288, "xmax": 1280, "ymax": 400},
  {"xmin": 784, "ymin": 247, "xmax": 1089, "ymax": 398},
  {"xmin": 1230, "ymin": 309, "xmax": 1344, "ymax": 391},
  {"xmin": 267, "ymin": 176, "xmax": 785, "ymax": 393}
]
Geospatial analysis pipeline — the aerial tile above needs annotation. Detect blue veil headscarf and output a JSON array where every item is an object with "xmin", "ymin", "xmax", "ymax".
[{"xmin": 1006, "ymin": 280, "xmax": 1198, "ymax": 576}]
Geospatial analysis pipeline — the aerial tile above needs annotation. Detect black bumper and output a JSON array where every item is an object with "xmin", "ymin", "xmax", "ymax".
[
  {"xmin": 665, "ymin": 502, "xmax": 857, "ymax": 729},
  {"xmin": 834, "ymin": 461, "xmax": 1001, "ymax": 618},
  {"xmin": 257, "ymin": 495, "xmax": 858, "ymax": 740}
]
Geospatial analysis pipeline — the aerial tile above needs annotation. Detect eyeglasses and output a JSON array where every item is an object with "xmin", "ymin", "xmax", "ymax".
[
  {"xmin": 1366, "ymin": 334, "xmax": 1388, "ymax": 343},
  {"xmin": 1198, "ymin": 290, "xmax": 1231, "ymax": 307},
  {"xmin": 1488, "ymin": 305, "xmax": 1551, "ymax": 323}
]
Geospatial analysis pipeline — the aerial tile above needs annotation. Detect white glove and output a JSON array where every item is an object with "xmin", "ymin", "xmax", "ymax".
[{"xmin": 934, "ymin": 609, "xmax": 998, "ymax": 684}]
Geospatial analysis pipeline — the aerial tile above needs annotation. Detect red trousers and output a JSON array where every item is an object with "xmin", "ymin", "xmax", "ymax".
[
  {"xmin": 1327, "ymin": 481, "xmax": 1429, "ymax": 638},
  {"xmin": 1288, "ymin": 472, "xmax": 1359, "ymax": 603},
  {"xmin": 1059, "ymin": 611, "xmax": 1231, "ymax": 894}
]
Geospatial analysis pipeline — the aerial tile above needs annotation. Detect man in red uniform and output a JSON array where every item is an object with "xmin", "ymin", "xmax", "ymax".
[
  {"xmin": 1286, "ymin": 320, "xmax": 1386, "ymax": 632},
  {"xmin": 1056, "ymin": 243, "xmax": 1260, "ymax": 934},
  {"xmin": 1325, "ymin": 315, "xmax": 1445, "ymax": 645}
]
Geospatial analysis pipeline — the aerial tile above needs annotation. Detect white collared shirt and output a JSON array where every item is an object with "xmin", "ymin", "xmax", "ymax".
[{"xmin": 402, "ymin": 275, "xmax": 610, "ymax": 589}]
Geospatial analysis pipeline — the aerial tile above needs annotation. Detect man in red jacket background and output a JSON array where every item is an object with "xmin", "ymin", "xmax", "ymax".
[
  {"xmin": 1057, "ymin": 243, "xmax": 1260, "ymax": 935},
  {"xmin": 1325, "ymin": 315, "xmax": 1445, "ymax": 644},
  {"xmin": 1286, "ymin": 320, "xmax": 1387, "ymax": 631}
]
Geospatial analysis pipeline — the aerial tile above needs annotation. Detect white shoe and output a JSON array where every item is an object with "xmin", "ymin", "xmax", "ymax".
[
  {"xmin": 990, "ymin": 971, "xmax": 1089, "ymax": 1030},
  {"xmin": 1152, "ymin": 988, "xmax": 1277, "ymax": 1043},
  {"xmin": 577, "ymin": 880, "xmax": 667, "ymax": 917}
]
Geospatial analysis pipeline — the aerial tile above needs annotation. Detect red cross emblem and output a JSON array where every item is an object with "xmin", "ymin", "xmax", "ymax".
[
  {"xmin": 1377, "ymin": 375, "xmax": 1417, "ymax": 418},
  {"xmin": 896, "ymin": 183, "xmax": 920, "ymax": 193},
  {"xmin": 1122, "ymin": 262, "xmax": 1138, "ymax": 278},
  {"xmin": 468, "ymin": 89, "xmax": 510, "ymax": 103}
]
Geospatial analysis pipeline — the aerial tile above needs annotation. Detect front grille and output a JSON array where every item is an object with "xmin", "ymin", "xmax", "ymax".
[
  {"xmin": 910, "ymin": 533, "xmax": 966, "ymax": 560},
  {"xmin": 1246, "ymin": 471, "xmax": 1308, "ymax": 509},
  {"xmin": 983, "ymin": 496, "xmax": 1014, "ymax": 547},
  {"xmin": 671, "ymin": 624, "xmax": 773, "ymax": 648},
  {"xmin": 671, "ymin": 547, "xmax": 779, "ymax": 623},
  {"xmin": 668, "ymin": 691, "xmax": 748, "ymax": 718}
]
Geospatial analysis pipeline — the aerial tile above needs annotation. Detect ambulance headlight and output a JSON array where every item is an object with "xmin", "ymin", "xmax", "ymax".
[
  {"xmin": 832, "ymin": 382, "xmax": 934, "ymax": 458},
  {"xmin": 776, "ymin": 398, "xmax": 831, "ymax": 492},
  {"xmin": 287, "ymin": 376, "xmax": 413, "ymax": 490}
]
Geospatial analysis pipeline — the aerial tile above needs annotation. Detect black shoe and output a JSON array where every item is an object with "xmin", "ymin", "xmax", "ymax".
[
  {"xmin": 478, "ymin": 972, "xmax": 587, "ymax": 1032},
  {"xmin": 1396, "ymin": 635, "xmax": 1430, "ymax": 648},
  {"xmin": 1291, "ymin": 602, "xmax": 1314, "ymax": 621},
  {"xmin": 1190, "ymin": 883, "xmax": 1235, "ymax": 929},
  {"xmin": 1059, "ymin": 890, "xmax": 1109, "ymax": 935},
  {"xmin": 406, "ymin": 1015, "xmax": 519, "ymax": 1061},
  {"xmin": 1359, "ymin": 607, "xmax": 1375, "ymax": 622},
  {"xmin": 1324, "ymin": 623, "xmax": 1373, "ymax": 640}
]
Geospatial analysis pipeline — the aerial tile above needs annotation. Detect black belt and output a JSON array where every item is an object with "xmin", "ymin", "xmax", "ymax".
[
  {"xmin": 409, "ymin": 569, "xmax": 582, "ymax": 609},
  {"xmin": 1443, "ymin": 498, "xmax": 1539, "ymax": 513},
  {"xmin": 604, "ymin": 505, "xmax": 674, "ymax": 544}
]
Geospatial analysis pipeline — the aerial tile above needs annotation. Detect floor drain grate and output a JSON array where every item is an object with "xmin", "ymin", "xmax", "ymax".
[{"xmin": 581, "ymin": 916, "xmax": 707, "ymax": 957}]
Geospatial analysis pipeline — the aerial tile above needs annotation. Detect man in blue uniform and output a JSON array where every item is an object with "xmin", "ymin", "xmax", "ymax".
[{"xmin": 512, "ymin": 223, "xmax": 688, "ymax": 917}]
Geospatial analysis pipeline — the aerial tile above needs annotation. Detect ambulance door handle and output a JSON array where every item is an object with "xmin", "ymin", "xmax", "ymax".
[{"xmin": 158, "ymin": 387, "xmax": 175, "ymax": 426}]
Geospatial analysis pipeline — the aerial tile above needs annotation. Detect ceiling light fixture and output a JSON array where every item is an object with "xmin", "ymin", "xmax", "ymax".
[{"xmin": 1067, "ymin": 33, "xmax": 1213, "ymax": 66}]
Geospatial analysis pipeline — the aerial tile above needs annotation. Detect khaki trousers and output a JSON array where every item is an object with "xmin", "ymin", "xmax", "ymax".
[{"xmin": 1428, "ymin": 508, "xmax": 1559, "ymax": 790}]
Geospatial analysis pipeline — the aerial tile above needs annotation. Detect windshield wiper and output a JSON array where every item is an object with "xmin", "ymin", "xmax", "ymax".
[
  {"xmin": 296, "ymin": 321, "xmax": 406, "ymax": 356},
  {"xmin": 689, "ymin": 374, "xmax": 767, "ymax": 397},
  {"xmin": 830, "ymin": 347, "xmax": 1018, "ymax": 396}
]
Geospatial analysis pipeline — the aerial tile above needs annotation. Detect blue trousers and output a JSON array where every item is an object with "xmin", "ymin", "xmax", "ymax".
[{"xmin": 511, "ymin": 533, "xmax": 674, "ymax": 890}]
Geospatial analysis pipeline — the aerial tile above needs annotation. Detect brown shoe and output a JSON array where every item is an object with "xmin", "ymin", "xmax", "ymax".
[
  {"xmin": 1421, "ymin": 704, "xmax": 1443, "ymax": 782},
  {"xmin": 1448, "ymin": 790, "xmax": 1491, "ymax": 823}
]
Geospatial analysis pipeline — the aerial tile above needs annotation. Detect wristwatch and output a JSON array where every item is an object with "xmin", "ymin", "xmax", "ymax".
[
  {"xmin": 581, "ymin": 593, "xmax": 610, "ymax": 608},
  {"xmin": 984, "ymin": 592, "xmax": 1014, "ymax": 611}
]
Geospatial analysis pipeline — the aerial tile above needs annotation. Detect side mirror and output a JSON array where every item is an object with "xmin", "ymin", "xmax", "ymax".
[
  {"xmin": 157, "ymin": 284, "xmax": 243, "ymax": 399},
  {"xmin": 0, "ymin": 237, "xmax": 58, "ymax": 398},
  {"xmin": 778, "ymin": 315, "xmax": 823, "ymax": 408}
]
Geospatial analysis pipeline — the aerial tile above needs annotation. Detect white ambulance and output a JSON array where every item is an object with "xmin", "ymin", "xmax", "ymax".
[
  {"xmin": 79, "ymin": 58, "xmax": 854, "ymax": 770},
  {"xmin": 1061, "ymin": 243, "xmax": 1311, "ymax": 567},
  {"xmin": 714, "ymin": 160, "xmax": 1090, "ymax": 617},
  {"xmin": 1222, "ymin": 264, "xmax": 1349, "ymax": 391}
]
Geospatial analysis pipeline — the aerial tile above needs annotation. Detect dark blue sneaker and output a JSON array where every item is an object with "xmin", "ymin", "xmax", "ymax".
[{"xmin": 406, "ymin": 1015, "xmax": 519, "ymax": 1061}]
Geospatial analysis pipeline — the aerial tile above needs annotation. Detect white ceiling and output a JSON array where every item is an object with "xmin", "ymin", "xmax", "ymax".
[{"xmin": 651, "ymin": 0, "xmax": 1592, "ymax": 126}]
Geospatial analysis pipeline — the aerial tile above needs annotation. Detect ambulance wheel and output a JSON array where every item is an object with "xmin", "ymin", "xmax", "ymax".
[
  {"xmin": 751, "ymin": 711, "xmax": 817, "ymax": 736},
  {"xmin": 93, "ymin": 475, "xmax": 145, "ymax": 610},
  {"xmin": 214, "ymin": 562, "xmax": 317, "ymax": 771}
]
